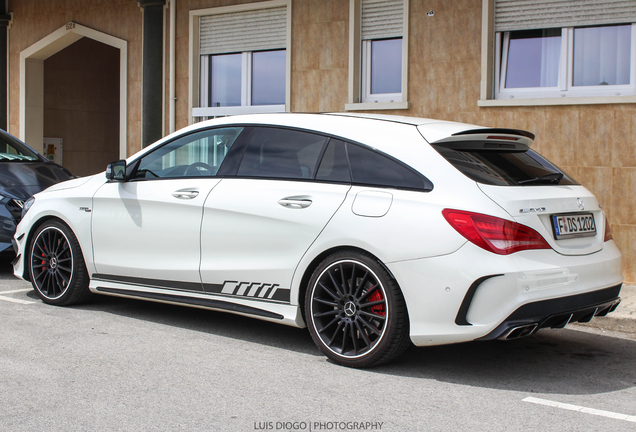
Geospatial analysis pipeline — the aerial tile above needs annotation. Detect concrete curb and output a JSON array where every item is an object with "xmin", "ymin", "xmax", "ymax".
[{"xmin": 613, "ymin": 284, "xmax": 636, "ymax": 320}]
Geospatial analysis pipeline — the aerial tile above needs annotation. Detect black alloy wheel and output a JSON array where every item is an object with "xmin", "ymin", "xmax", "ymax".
[
  {"xmin": 306, "ymin": 250, "xmax": 410, "ymax": 367},
  {"xmin": 29, "ymin": 220, "xmax": 91, "ymax": 306}
]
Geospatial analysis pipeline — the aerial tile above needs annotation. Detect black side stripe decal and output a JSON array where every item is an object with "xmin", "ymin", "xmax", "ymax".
[
  {"xmin": 95, "ymin": 287, "xmax": 284, "ymax": 320},
  {"xmin": 92, "ymin": 274, "xmax": 291, "ymax": 303},
  {"xmin": 93, "ymin": 273, "xmax": 206, "ymax": 292}
]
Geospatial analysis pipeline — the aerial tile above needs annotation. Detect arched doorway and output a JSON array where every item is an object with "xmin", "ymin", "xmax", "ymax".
[{"xmin": 20, "ymin": 23, "xmax": 127, "ymax": 176}]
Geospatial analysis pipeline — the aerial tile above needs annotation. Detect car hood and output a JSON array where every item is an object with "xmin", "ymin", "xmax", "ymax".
[{"xmin": 0, "ymin": 162, "xmax": 73, "ymax": 199}]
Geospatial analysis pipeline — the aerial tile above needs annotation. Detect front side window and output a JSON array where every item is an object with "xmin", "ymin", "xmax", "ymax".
[
  {"xmin": 133, "ymin": 127, "xmax": 243, "ymax": 179},
  {"xmin": 497, "ymin": 23, "xmax": 635, "ymax": 99}
]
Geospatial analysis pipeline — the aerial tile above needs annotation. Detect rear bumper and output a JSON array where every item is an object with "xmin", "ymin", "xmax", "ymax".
[
  {"xmin": 477, "ymin": 284, "xmax": 621, "ymax": 340},
  {"xmin": 387, "ymin": 240, "xmax": 623, "ymax": 346}
]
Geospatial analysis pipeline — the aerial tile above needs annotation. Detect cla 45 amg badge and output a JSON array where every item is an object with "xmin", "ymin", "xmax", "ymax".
[{"xmin": 519, "ymin": 207, "xmax": 546, "ymax": 214}]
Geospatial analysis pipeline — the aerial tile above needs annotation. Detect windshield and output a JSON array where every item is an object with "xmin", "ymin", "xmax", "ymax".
[
  {"xmin": 433, "ymin": 143, "xmax": 579, "ymax": 186},
  {"xmin": 0, "ymin": 131, "xmax": 40, "ymax": 162}
]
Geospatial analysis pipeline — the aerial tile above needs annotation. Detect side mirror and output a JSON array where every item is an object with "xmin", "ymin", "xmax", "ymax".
[{"xmin": 106, "ymin": 159, "xmax": 127, "ymax": 181}]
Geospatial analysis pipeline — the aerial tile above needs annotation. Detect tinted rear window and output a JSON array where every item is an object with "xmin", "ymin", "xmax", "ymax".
[
  {"xmin": 433, "ymin": 144, "xmax": 579, "ymax": 186},
  {"xmin": 347, "ymin": 143, "xmax": 431, "ymax": 191}
]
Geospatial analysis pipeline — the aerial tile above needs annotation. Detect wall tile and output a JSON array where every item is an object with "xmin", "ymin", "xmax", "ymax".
[
  {"xmin": 611, "ymin": 168, "xmax": 636, "ymax": 225},
  {"xmin": 611, "ymin": 224, "xmax": 636, "ymax": 283},
  {"xmin": 541, "ymin": 108, "xmax": 579, "ymax": 167},
  {"xmin": 612, "ymin": 109, "xmax": 636, "ymax": 168},
  {"xmin": 578, "ymin": 109, "xmax": 614, "ymax": 167},
  {"xmin": 575, "ymin": 166, "xmax": 613, "ymax": 213}
]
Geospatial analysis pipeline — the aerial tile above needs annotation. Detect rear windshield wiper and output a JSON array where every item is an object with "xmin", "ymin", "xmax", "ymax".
[{"xmin": 517, "ymin": 173, "xmax": 564, "ymax": 185}]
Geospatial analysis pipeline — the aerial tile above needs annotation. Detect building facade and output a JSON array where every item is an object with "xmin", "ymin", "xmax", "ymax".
[{"xmin": 3, "ymin": 0, "xmax": 636, "ymax": 282}]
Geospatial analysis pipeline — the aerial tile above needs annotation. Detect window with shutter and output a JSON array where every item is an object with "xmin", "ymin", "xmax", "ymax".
[
  {"xmin": 190, "ymin": 1, "xmax": 290, "ymax": 120},
  {"xmin": 493, "ymin": 0, "xmax": 636, "ymax": 100},
  {"xmin": 345, "ymin": 0, "xmax": 409, "ymax": 110}
]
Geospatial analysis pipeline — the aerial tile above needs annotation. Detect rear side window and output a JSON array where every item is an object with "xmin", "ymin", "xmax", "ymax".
[
  {"xmin": 347, "ymin": 143, "xmax": 431, "ymax": 191},
  {"xmin": 433, "ymin": 143, "xmax": 579, "ymax": 186},
  {"xmin": 316, "ymin": 140, "xmax": 351, "ymax": 183},
  {"xmin": 237, "ymin": 127, "xmax": 328, "ymax": 179}
]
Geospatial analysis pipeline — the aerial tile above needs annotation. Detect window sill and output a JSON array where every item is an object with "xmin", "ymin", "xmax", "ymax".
[
  {"xmin": 478, "ymin": 95, "xmax": 636, "ymax": 107},
  {"xmin": 344, "ymin": 101, "xmax": 409, "ymax": 111},
  {"xmin": 192, "ymin": 105, "xmax": 286, "ymax": 118}
]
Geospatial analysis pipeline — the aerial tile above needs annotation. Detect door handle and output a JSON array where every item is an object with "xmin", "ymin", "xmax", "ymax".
[
  {"xmin": 172, "ymin": 189, "xmax": 199, "ymax": 199},
  {"xmin": 278, "ymin": 198, "xmax": 312, "ymax": 209}
]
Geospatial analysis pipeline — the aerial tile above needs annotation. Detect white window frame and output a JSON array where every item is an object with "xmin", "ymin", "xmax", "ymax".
[
  {"xmin": 360, "ymin": 38, "xmax": 403, "ymax": 103},
  {"xmin": 479, "ymin": 0, "xmax": 636, "ymax": 107},
  {"xmin": 189, "ymin": 0, "xmax": 291, "ymax": 122},
  {"xmin": 199, "ymin": 50, "xmax": 287, "ymax": 110},
  {"xmin": 345, "ymin": 0, "xmax": 409, "ymax": 111},
  {"xmin": 496, "ymin": 24, "xmax": 636, "ymax": 100}
]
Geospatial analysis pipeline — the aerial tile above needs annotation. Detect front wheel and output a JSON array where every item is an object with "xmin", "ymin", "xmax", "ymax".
[
  {"xmin": 305, "ymin": 250, "xmax": 411, "ymax": 367},
  {"xmin": 28, "ymin": 220, "xmax": 91, "ymax": 306}
]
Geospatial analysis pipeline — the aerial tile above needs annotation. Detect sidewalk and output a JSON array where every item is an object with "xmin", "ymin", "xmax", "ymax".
[{"xmin": 613, "ymin": 284, "xmax": 636, "ymax": 320}]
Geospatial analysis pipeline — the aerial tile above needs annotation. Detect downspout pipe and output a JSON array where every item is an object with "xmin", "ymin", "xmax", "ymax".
[
  {"xmin": 0, "ymin": 1, "xmax": 11, "ymax": 131},
  {"xmin": 139, "ymin": 0, "xmax": 165, "ymax": 148},
  {"xmin": 169, "ymin": 0, "xmax": 175, "ymax": 134}
]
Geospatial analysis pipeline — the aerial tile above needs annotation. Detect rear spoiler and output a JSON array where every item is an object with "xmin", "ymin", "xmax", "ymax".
[{"xmin": 431, "ymin": 128, "xmax": 535, "ymax": 149}]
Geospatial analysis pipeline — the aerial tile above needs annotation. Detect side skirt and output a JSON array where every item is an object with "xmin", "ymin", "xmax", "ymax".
[
  {"xmin": 88, "ymin": 280, "xmax": 306, "ymax": 327},
  {"xmin": 95, "ymin": 286, "xmax": 283, "ymax": 320}
]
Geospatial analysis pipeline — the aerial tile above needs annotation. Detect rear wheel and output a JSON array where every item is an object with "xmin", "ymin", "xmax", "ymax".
[
  {"xmin": 28, "ymin": 220, "xmax": 91, "ymax": 306},
  {"xmin": 305, "ymin": 250, "xmax": 410, "ymax": 367}
]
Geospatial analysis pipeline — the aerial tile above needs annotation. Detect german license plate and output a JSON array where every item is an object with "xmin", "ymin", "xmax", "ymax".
[{"xmin": 551, "ymin": 213, "xmax": 596, "ymax": 240}]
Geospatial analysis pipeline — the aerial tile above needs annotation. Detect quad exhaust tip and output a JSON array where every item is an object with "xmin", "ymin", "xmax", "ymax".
[{"xmin": 499, "ymin": 324, "xmax": 538, "ymax": 340}]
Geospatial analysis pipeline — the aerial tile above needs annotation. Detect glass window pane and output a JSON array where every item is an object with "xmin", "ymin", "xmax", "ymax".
[
  {"xmin": 573, "ymin": 25, "xmax": 631, "ymax": 86},
  {"xmin": 252, "ymin": 50, "xmax": 286, "ymax": 105},
  {"xmin": 211, "ymin": 54, "xmax": 242, "ymax": 107},
  {"xmin": 134, "ymin": 127, "xmax": 244, "ymax": 179},
  {"xmin": 0, "ymin": 132, "xmax": 39, "ymax": 161},
  {"xmin": 431, "ymin": 144, "xmax": 578, "ymax": 186},
  {"xmin": 237, "ymin": 127, "xmax": 328, "ymax": 180},
  {"xmin": 505, "ymin": 29, "xmax": 561, "ymax": 88},
  {"xmin": 347, "ymin": 143, "xmax": 428, "ymax": 190},
  {"xmin": 316, "ymin": 139, "xmax": 351, "ymax": 183},
  {"xmin": 371, "ymin": 38, "xmax": 402, "ymax": 94}
]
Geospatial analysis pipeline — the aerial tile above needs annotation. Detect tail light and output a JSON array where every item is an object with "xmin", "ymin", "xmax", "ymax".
[
  {"xmin": 442, "ymin": 209, "xmax": 551, "ymax": 255},
  {"xmin": 603, "ymin": 213, "xmax": 613, "ymax": 242}
]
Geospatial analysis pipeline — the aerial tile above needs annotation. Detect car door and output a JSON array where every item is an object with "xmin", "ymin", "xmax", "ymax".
[
  {"xmin": 91, "ymin": 127, "xmax": 245, "ymax": 290},
  {"xmin": 199, "ymin": 128, "xmax": 351, "ymax": 303}
]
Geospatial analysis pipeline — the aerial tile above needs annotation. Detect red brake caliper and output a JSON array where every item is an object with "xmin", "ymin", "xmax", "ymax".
[{"xmin": 368, "ymin": 289, "xmax": 386, "ymax": 316}]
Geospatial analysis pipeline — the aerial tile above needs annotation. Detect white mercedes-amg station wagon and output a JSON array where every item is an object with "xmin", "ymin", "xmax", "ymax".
[{"xmin": 13, "ymin": 113, "xmax": 623, "ymax": 367}]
